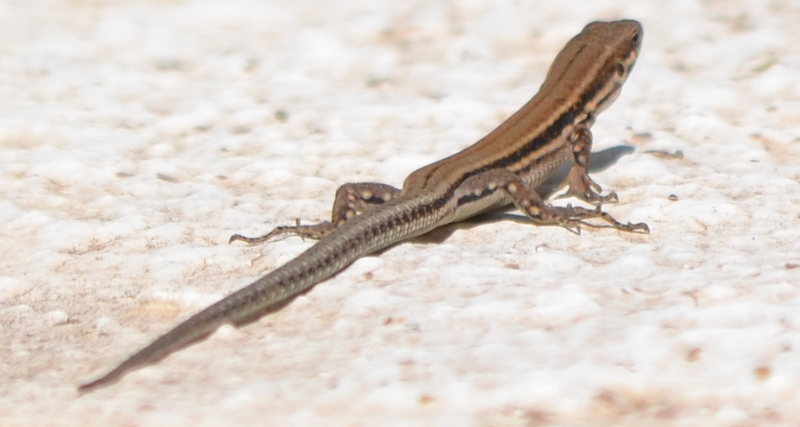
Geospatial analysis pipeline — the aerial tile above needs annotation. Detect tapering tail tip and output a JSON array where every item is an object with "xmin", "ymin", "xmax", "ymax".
[{"xmin": 77, "ymin": 366, "xmax": 126, "ymax": 394}]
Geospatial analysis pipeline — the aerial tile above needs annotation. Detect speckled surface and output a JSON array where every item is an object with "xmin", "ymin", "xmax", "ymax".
[{"xmin": 2, "ymin": 1, "xmax": 800, "ymax": 426}]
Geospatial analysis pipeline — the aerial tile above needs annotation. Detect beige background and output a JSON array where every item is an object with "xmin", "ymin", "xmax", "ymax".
[{"xmin": 2, "ymin": 0, "xmax": 799, "ymax": 426}]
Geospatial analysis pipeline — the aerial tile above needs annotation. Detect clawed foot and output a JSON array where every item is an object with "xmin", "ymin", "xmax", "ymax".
[
  {"xmin": 229, "ymin": 218, "xmax": 337, "ymax": 245},
  {"xmin": 538, "ymin": 203, "xmax": 649, "ymax": 235}
]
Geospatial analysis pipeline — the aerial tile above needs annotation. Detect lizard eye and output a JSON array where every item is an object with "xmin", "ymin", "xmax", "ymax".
[{"xmin": 615, "ymin": 62, "xmax": 626, "ymax": 78}]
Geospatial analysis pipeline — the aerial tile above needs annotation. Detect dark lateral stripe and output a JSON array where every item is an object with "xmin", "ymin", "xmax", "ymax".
[{"xmin": 422, "ymin": 51, "xmax": 621, "ymax": 218}]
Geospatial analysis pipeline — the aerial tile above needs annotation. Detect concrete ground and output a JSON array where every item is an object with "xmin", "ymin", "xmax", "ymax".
[{"xmin": 2, "ymin": 0, "xmax": 799, "ymax": 426}]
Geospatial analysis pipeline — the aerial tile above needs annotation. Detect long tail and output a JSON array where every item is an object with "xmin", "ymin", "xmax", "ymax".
[{"xmin": 78, "ymin": 197, "xmax": 439, "ymax": 392}]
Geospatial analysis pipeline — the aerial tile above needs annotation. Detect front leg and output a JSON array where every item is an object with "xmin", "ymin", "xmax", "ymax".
[
  {"xmin": 558, "ymin": 125, "xmax": 618, "ymax": 204},
  {"xmin": 230, "ymin": 182, "xmax": 401, "ymax": 244},
  {"xmin": 456, "ymin": 169, "xmax": 648, "ymax": 234}
]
